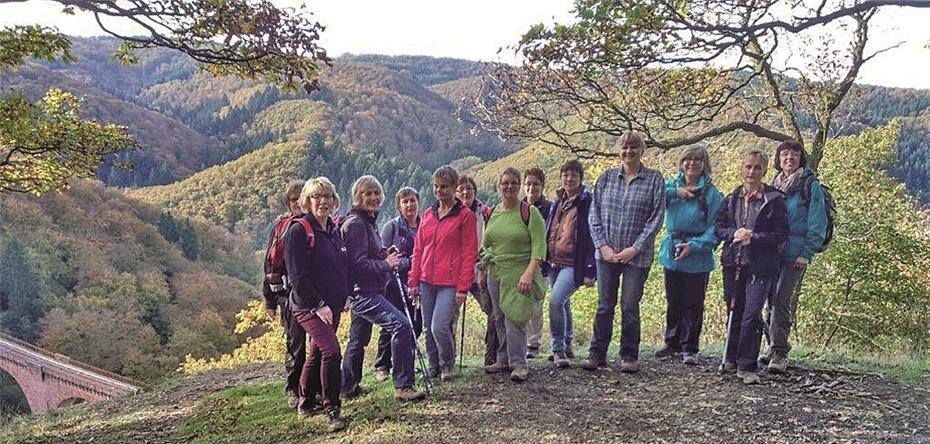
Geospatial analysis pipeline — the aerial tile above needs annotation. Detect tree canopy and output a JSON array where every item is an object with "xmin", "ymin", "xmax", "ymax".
[
  {"xmin": 1, "ymin": 0, "xmax": 330, "ymax": 194},
  {"xmin": 468, "ymin": 0, "xmax": 930, "ymax": 169}
]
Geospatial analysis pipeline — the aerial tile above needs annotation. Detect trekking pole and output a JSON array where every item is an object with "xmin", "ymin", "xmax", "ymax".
[
  {"xmin": 719, "ymin": 245, "xmax": 743, "ymax": 374},
  {"xmin": 394, "ymin": 271, "xmax": 432, "ymax": 395},
  {"xmin": 459, "ymin": 296, "xmax": 466, "ymax": 371}
]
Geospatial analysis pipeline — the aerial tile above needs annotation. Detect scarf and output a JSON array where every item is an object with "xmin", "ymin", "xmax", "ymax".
[{"xmin": 773, "ymin": 167, "xmax": 804, "ymax": 194}]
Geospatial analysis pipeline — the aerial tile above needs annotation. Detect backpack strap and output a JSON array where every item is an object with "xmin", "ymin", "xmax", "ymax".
[
  {"xmin": 800, "ymin": 174, "xmax": 816, "ymax": 207},
  {"xmin": 291, "ymin": 217, "xmax": 316, "ymax": 250},
  {"xmin": 489, "ymin": 203, "xmax": 530, "ymax": 226}
]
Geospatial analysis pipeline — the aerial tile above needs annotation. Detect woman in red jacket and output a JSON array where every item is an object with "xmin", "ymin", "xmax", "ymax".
[{"xmin": 408, "ymin": 165, "xmax": 478, "ymax": 381}]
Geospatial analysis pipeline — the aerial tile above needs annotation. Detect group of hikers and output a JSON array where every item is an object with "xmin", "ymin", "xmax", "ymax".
[{"xmin": 262, "ymin": 131, "xmax": 829, "ymax": 431}]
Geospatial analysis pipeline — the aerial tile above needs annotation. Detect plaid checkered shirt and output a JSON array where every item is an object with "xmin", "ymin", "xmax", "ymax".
[{"xmin": 588, "ymin": 165, "xmax": 666, "ymax": 268}]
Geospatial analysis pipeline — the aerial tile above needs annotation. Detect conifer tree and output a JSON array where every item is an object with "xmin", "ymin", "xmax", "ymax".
[{"xmin": 0, "ymin": 236, "xmax": 43, "ymax": 342}]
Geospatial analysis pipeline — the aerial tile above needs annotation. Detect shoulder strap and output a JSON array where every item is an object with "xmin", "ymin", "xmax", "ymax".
[
  {"xmin": 291, "ymin": 217, "xmax": 316, "ymax": 250},
  {"xmin": 520, "ymin": 201, "xmax": 530, "ymax": 226},
  {"xmin": 801, "ymin": 174, "xmax": 816, "ymax": 206}
]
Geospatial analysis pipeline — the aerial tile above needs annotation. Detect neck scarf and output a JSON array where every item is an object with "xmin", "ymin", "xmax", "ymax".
[{"xmin": 774, "ymin": 167, "xmax": 804, "ymax": 193}]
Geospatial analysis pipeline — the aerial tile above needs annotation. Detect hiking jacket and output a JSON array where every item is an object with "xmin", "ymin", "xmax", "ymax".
[
  {"xmin": 658, "ymin": 174, "xmax": 724, "ymax": 274},
  {"xmin": 284, "ymin": 215, "xmax": 350, "ymax": 312},
  {"xmin": 771, "ymin": 169, "xmax": 828, "ymax": 263},
  {"xmin": 341, "ymin": 207, "xmax": 392, "ymax": 295},
  {"xmin": 716, "ymin": 184, "xmax": 789, "ymax": 276},
  {"xmin": 409, "ymin": 199, "xmax": 478, "ymax": 293},
  {"xmin": 380, "ymin": 215, "xmax": 419, "ymax": 282},
  {"xmin": 544, "ymin": 186, "xmax": 596, "ymax": 286}
]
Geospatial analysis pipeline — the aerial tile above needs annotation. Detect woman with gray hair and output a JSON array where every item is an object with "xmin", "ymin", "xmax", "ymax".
[
  {"xmin": 655, "ymin": 144, "xmax": 724, "ymax": 365},
  {"xmin": 340, "ymin": 175, "xmax": 425, "ymax": 402}
]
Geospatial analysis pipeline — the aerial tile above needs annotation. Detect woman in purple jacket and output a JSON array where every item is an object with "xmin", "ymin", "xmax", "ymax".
[{"xmin": 284, "ymin": 176, "xmax": 349, "ymax": 431}]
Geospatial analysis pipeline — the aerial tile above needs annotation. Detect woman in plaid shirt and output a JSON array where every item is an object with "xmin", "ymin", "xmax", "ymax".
[{"xmin": 581, "ymin": 132, "xmax": 666, "ymax": 373}]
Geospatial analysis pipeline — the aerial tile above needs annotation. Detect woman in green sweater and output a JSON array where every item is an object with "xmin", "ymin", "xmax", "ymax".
[{"xmin": 479, "ymin": 167, "xmax": 547, "ymax": 382}]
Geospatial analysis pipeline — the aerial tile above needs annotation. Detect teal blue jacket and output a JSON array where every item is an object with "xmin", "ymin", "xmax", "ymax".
[
  {"xmin": 773, "ymin": 169, "xmax": 828, "ymax": 263},
  {"xmin": 658, "ymin": 174, "xmax": 723, "ymax": 273}
]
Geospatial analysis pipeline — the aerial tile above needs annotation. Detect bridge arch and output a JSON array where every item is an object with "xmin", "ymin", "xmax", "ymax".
[
  {"xmin": 0, "ymin": 367, "xmax": 31, "ymax": 415},
  {"xmin": 0, "ymin": 333, "xmax": 141, "ymax": 414}
]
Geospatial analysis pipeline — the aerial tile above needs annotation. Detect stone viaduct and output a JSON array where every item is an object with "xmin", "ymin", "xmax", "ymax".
[{"xmin": 0, "ymin": 332, "xmax": 142, "ymax": 414}]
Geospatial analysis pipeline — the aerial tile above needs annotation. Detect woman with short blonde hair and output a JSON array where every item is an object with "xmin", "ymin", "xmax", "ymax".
[{"xmin": 300, "ymin": 176, "xmax": 341, "ymax": 213}]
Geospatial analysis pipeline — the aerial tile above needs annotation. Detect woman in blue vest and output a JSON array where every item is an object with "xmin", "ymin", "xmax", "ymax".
[
  {"xmin": 655, "ymin": 144, "xmax": 723, "ymax": 365},
  {"xmin": 761, "ymin": 140, "xmax": 828, "ymax": 373}
]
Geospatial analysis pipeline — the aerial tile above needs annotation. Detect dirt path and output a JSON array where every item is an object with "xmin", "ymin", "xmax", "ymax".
[
  {"xmin": 5, "ymin": 358, "xmax": 929, "ymax": 443},
  {"xmin": 409, "ymin": 355, "xmax": 930, "ymax": 443}
]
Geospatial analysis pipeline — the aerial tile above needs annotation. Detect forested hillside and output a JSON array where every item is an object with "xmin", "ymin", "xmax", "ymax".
[
  {"xmin": 0, "ymin": 181, "xmax": 259, "ymax": 380},
  {"xmin": 0, "ymin": 65, "xmax": 223, "ymax": 187}
]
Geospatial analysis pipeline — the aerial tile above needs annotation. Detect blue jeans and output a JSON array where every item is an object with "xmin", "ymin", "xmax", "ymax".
[
  {"xmin": 419, "ymin": 283, "xmax": 459, "ymax": 372},
  {"xmin": 548, "ymin": 266, "xmax": 578, "ymax": 353},
  {"xmin": 588, "ymin": 260, "xmax": 650, "ymax": 361},
  {"xmin": 341, "ymin": 292, "xmax": 415, "ymax": 390}
]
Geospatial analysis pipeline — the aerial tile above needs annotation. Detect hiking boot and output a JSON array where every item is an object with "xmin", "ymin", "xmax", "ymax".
[
  {"xmin": 619, "ymin": 359, "xmax": 640, "ymax": 373},
  {"xmin": 681, "ymin": 353, "xmax": 699, "ymax": 366},
  {"xmin": 394, "ymin": 386, "xmax": 426, "ymax": 402},
  {"xmin": 326, "ymin": 408, "xmax": 347, "ymax": 432},
  {"xmin": 427, "ymin": 368, "xmax": 440, "ymax": 379},
  {"xmin": 526, "ymin": 347, "xmax": 540, "ymax": 359},
  {"xmin": 374, "ymin": 367, "xmax": 391, "ymax": 382},
  {"xmin": 285, "ymin": 389, "xmax": 300, "ymax": 409},
  {"xmin": 341, "ymin": 385, "xmax": 369, "ymax": 400},
  {"xmin": 719, "ymin": 361, "xmax": 737, "ymax": 374},
  {"xmin": 566, "ymin": 346, "xmax": 575, "ymax": 359},
  {"xmin": 767, "ymin": 354, "xmax": 789, "ymax": 374},
  {"xmin": 510, "ymin": 367, "xmax": 529, "ymax": 382},
  {"xmin": 758, "ymin": 347, "xmax": 773, "ymax": 367},
  {"xmin": 737, "ymin": 369, "xmax": 761, "ymax": 385},
  {"xmin": 484, "ymin": 362, "xmax": 509, "ymax": 374},
  {"xmin": 440, "ymin": 368, "xmax": 454, "ymax": 382},
  {"xmin": 654, "ymin": 346, "xmax": 682, "ymax": 359},
  {"xmin": 580, "ymin": 356, "xmax": 608, "ymax": 371},
  {"xmin": 553, "ymin": 350, "xmax": 571, "ymax": 368},
  {"xmin": 297, "ymin": 401, "xmax": 324, "ymax": 417}
]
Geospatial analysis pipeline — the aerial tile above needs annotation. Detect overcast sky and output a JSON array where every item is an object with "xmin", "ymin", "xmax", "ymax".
[{"xmin": 3, "ymin": 0, "xmax": 930, "ymax": 89}]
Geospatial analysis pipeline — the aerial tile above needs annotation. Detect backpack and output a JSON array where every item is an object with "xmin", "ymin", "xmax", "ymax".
[
  {"xmin": 265, "ymin": 215, "xmax": 315, "ymax": 292},
  {"xmin": 800, "ymin": 175, "xmax": 835, "ymax": 253},
  {"xmin": 488, "ymin": 201, "xmax": 531, "ymax": 226}
]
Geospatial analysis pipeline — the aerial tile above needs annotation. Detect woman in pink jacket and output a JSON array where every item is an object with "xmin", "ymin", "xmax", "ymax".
[{"xmin": 408, "ymin": 165, "xmax": 478, "ymax": 381}]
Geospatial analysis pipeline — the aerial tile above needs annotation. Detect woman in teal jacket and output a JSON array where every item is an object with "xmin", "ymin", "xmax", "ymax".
[
  {"xmin": 656, "ymin": 144, "xmax": 723, "ymax": 365},
  {"xmin": 762, "ymin": 140, "xmax": 827, "ymax": 373}
]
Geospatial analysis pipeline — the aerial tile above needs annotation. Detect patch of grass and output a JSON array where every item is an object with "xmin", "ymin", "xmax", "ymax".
[
  {"xmin": 177, "ymin": 382, "xmax": 312, "ymax": 443},
  {"xmin": 789, "ymin": 346, "xmax": 930, "ymax": 385},
  {"xmin": 175, "ymin": 367, "xmax": 458, "ymax": 443}
]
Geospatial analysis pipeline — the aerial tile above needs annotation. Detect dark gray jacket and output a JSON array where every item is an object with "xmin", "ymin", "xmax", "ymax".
[{"xmin": 341, "ymin": 207, "xmax": 392, "ymax": 295}]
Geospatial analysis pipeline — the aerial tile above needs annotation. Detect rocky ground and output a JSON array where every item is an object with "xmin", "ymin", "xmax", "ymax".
[{"xmin": 3, "ymin": 356, "xmax": 929, "ymax": 443}]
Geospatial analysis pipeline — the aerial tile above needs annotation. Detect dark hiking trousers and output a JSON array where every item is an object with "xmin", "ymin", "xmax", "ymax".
[
  {"xmin": 294, "ymin": 310, "xmax": 341, "ymax": 410},
  {"xmin": 662, "ymin": 269, "xmax": 710, "ymax": 354},
  {"xmin": 471, "ymin": 282, "xmax": 499, "ymax": 366},
  {"xmin": 722, "ymin": 266, "xmax": 777, "ymax": 372},
  {"xmin": 588, "ymin": 260, "xmax": 651, "ymax": 361},
  {"xmin": 278, "ymin": 296, "xmax": 307, "ymax": 396}
]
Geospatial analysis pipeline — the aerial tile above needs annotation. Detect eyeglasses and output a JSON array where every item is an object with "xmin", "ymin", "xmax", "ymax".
[
  {"xmin": 683, "ymin": 157, "xmax": 704, "ymax": 163},
  {"xmin": 560, "ymin": 172, "xmax": 581, "ymax": 179},
  {"xmin": 499, "ymin": 181, "xmax": 520, "ymax": 187},
  {"xmin": 310, "ymin": 194, "xmax": 334, "ymax": 201},
  {"xmin": 288, "ymin": 197, "xmax": 299, "ymax": 203},
  {"xmin": 456, "ymin": 186, "xmax": 475, "ymax": 193}
]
